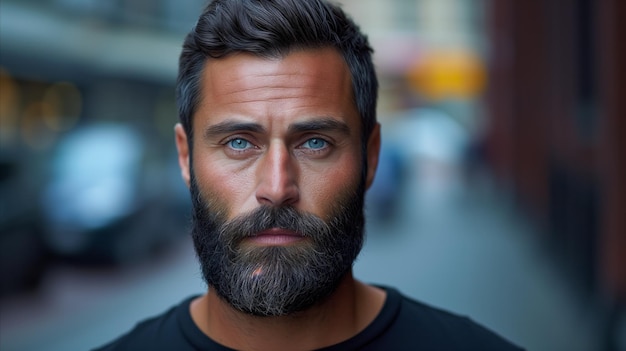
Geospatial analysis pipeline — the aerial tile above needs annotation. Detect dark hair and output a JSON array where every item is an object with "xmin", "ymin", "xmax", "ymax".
[{"xmin": 176, "ymin": 0, "xmax": 378, "ymax": 147}]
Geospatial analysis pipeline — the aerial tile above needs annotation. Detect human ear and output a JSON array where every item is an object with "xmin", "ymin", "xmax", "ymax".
[
  {"xmin": 174, "ymin": 123, "xmax": 191, "ymax": 188},
  {"xmin": 365, "ymin": 123, "xmax": 381, "ymax": 189}
]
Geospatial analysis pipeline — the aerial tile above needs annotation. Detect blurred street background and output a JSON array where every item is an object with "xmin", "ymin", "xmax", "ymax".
[{"xmin": 0, "ymin": 0, "xmax": 624, "ymax": 350}]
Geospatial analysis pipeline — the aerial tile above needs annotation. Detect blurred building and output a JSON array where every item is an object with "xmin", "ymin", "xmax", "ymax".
[
  {"xmin": 484, "ymin": 0, "xmax": 625, "ymax": 348},
  {"xmin": 0, "ymin": 0, "xmax": 204, "ymax": 148}
]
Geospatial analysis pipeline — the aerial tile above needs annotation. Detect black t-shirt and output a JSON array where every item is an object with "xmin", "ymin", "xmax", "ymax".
[{"xmin": 93, "ymin": 287, "xmax": 524, "ymax": 350}]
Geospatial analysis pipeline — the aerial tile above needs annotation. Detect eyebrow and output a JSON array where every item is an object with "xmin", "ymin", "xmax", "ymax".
[
  {"xmin": 203, "ymin": 121, "xmax": 265, "ymax": 139},
  {"xmin": 202, "ymin": 117, "xmax": 351, "ymax": 139},
  {"xmin": 288, "ymin": 118, "xmax": 351, "ymax": 135}
]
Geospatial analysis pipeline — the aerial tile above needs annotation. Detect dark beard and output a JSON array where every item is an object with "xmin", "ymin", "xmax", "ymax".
[{"xmin": 189, "ymin": 175, "xmax": 365, "ymax": 317}]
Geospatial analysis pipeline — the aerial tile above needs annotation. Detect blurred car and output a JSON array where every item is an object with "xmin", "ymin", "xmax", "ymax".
[
  {"xmin": 0, "ymin": 153, "xmax": 47, "ymax": 296},
  {"xmin": 40, "ymin": 122, "xmax": 189, "ymax": 265}
]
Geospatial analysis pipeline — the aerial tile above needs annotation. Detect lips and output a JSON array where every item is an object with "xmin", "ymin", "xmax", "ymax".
[{"xmin": 247, "ymin": 228, "xmax": 306, "ymax": 246}]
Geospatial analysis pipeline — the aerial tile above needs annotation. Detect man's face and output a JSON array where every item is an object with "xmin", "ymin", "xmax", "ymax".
[{"xmin": 175, "ymin": 48, "xmax": 380, "ymax": 316}]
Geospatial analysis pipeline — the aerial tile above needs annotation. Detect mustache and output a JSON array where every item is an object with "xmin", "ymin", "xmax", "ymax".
[{"xmin": 217, "ymin": 205, "xmax": 331, "ymax": 243}]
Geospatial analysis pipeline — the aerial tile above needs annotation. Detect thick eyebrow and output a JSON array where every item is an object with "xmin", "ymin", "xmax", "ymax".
[
  {"xmin": 288, "ymin": 118, "xmax": 351, "ymax": 135},
  {"xmin": 203, "ymin": 121, "xmax": 265, "ymax": 139}
]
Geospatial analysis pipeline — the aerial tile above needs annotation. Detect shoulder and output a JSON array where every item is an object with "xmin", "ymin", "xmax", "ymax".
[
  {"xmin": 385, "ymin": 287, "xmax": 524, "ymax": 350},
  {"xmin": 322, "ymin": 286, "xmax": 524, "ymax": 350},
  {"xmin": 91, "ymin": 296, "xmax": 199, "ymax": 351}
]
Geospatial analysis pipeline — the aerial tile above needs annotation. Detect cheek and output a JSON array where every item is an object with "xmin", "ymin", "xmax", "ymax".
[
  {"xmin": 300, "ymin": 154, "xmax": 362, "ymax": 212},
  {"xmin": 192, "ymin": 155, "xmax": 256, "ymax": 213}
]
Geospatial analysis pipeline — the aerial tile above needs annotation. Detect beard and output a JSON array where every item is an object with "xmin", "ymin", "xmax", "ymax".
[{"xmin": 189, "ymin": 174, "xmax": 365, "ymax": 317}]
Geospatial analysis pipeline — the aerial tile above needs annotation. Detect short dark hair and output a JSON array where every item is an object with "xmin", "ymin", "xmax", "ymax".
[{"xmin": 176, "ymin": 0, "xmax": 378, "ymax": 146}]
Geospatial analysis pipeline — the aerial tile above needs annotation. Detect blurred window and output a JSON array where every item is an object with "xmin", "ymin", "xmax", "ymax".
[{"xmin": 393, "ymin": 0, "xmax": 418, "ymax": 30}]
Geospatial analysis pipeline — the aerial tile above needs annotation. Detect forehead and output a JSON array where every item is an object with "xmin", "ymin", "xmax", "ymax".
[{"xmin": 195, "ymin": 47, "xmax": 359, "ymax": 131}]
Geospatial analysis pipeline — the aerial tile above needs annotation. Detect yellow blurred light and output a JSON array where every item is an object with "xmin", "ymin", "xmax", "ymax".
[{"xmin": 407, "ymin": 49, "xmax": 486, "ymax": 101}]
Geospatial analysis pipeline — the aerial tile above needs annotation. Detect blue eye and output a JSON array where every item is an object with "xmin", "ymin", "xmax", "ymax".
[
  {"xmin": 228, "ymin": 138, "xmax": 251, "ymax": 149},
  {"xmin": 303, "ymin": 138, "xmax": 327, "ymax": 149}
]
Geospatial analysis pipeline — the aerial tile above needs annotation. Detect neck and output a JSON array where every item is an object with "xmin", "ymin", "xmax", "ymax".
[{"xmin": 190, "ymin": 271, "xmax": 386, "ymax": 351}]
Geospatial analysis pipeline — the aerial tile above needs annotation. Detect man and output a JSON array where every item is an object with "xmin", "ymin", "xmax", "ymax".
[{"xmin": 95, "ymin": 0, "xmax": 523, "ymax": 350}]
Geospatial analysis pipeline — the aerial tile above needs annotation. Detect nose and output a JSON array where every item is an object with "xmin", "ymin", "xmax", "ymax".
[{"xmin": 255, "ymin": 142, "xmax": 299, "ymax": 206}]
